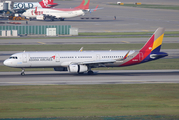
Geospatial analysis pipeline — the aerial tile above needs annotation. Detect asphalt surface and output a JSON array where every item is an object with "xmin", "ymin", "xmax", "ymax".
[
  {"xmin": 0, "ymin": 70, "xmax": 179, "ymax": 86},
  {"xmin": 0, "ymin": 37, "xmax": 179, "ymax": 45},
  {"xmin": 0, "ymin": 0, "xmax": 179, "ymax": 86}
]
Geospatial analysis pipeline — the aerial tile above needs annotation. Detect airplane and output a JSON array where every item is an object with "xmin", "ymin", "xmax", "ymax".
[
  {"xmin": 13, "ymin": 0, "xmax": 58, "ymax": 13},
  {"xmin": 3, "ymin": 28, "xmax": 168, "ymax": 76},
  {"xmin": 21, "ymin": 0, "xmax": 99, "ymax": 21}
]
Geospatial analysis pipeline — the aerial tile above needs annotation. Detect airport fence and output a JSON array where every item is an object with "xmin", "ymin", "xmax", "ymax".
[{"xmin": 0, "ymin": 25, "xmax": 71, "ymax": 36}]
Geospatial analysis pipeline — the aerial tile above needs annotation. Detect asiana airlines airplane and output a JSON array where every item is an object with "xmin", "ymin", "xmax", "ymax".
[{"xmin": 3, "ymin": 28, "xmax": 168, "ymax": 76}]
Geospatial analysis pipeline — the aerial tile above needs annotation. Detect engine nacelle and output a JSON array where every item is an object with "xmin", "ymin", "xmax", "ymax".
[
  {"xmin": 68, "ymin": 64, "xmax": 88, "ymax": 73},
  {"xmin": 54, "ymin": 67, "xmax": 68, "ymax": 71},
  {"xmin": 36, "ymin": 15, "xmax": 45, "ymax": 20}
]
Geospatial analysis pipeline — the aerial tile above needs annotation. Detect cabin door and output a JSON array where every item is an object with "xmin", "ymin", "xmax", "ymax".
[
  {"xmin": 55, "ymin": 54, "xmax": 60, "ymax": 62},
  {"xmin": 139, "ymin": 52, "xmax": 143, "ymax": 61},
  {"xmin": 22, "ymin": 53, "xmax": 27, "ymax": 63},
  {"xmin": 96, "ymin": 54, "xmax": 100, "ymax": 60}
]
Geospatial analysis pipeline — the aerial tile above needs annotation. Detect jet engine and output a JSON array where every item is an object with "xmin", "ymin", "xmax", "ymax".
[
  {"xmin": 54, "ymin": 67, "xmax": 68, "ymax": 71},
  {"xmin": 36, "ymin": 15, "xmax": 45, "ymax": 20},
  {"xmin": 68, "ymin": 64, "xmax": 88, "ymax": 73}
]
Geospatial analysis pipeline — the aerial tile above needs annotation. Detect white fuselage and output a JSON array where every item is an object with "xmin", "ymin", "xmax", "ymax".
[
  {"xmin": 3, "ymin": 50, "xmax": 135, "ymax": 68},
  {"xmin": 22, "ymin": 8, "xmax": 86, "ymax": 19}
]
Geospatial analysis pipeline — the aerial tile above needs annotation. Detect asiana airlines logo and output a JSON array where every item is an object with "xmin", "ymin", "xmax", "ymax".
[{"xmin": 29, "ymin": 56, "xmax": 55, "ymax": 61}]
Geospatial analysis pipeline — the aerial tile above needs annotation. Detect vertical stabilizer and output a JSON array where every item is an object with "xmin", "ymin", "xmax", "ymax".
[
  {"xmin": 120, "ymin": 28, "xmax": 167, "ymax": 66},
  {"xmin": 140, "ymin": 27, "xmax": 165, "ymax": 53},
  {"xmin": 39, "ymin": 0, "xmax": 56, "ymax": 8},
  {"xmin": 139, "ymin": 27, "xmax": 166, "ymax": 62},
  {"xmin": 75, "ymin": 0, "xmax": 90, "ymax": 10},
  {"xmin": 151, "ymin": 27, "xmax": 165, "ymax": 53}
]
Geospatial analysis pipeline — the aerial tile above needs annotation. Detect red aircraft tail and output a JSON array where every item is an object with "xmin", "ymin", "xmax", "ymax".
[
  {"xmin": 39, "ymin": 0, "xmax": 58, "ymax": 8},
  {"xmin": 75, "ymin": 0, "xmax": 90, "ymax": 10}
]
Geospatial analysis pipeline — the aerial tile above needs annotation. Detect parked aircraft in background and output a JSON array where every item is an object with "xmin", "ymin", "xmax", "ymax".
[
  {"xmin": 14, "ymin": 0, "xmax": 58, "ymax": 13},
  {"xmin": 3, "ymin": 28, "xmax": 168, "ymax": 75},
  {"xmin": 22, "ymin": 0, "xmax": 100, "ymax": 21}
]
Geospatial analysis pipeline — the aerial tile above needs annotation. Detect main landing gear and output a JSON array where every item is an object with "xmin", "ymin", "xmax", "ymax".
[
  {"xmin": 78, "ymin": 70, "xmax": 94, "ymax": 75},
  {"xmin": 87, "ymin": 66, "xmax": 94, "ymax": 75},
  {"xmin": 88, "ymin": 70, "xmax": 94, "ymax": 75},
  {"xmin": 21, "ymin": 68, "xmax": 25, "ymax": 76}
]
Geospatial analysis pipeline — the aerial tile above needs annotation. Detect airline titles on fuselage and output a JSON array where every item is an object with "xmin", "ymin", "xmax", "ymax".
[
  {"xmin": 29, "ymin": 57, "xmax": 53, "ymax": 61},
  {"xmin": 31, "ymin": 10, "xmax": 43, "ymax": 15}
]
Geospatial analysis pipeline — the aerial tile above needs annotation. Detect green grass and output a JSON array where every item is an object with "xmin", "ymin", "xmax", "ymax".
[
  {"xmin": 79, "ymin": 31, "xmax": 179, "ymax": 36},
  {"xmin": 0, "ymin": 31, "xmax": 179, "ymax": 39},
  {"xmin": 0, "ymin": 43, "xmax": 179, "ymax": 51},
  {"xmin": 0, "ymin": 84, "xmax": 179, "ymax": 118},
  {"xmin": 111, "ymin": 4, "xmax": 179, "ymax": 10}
]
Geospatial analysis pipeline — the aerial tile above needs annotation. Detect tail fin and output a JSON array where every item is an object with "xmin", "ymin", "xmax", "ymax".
[
  {"xmin": 120, "ymin": 28, "xmax": 166, "ymax": 66},
  {"xmin": 39, "ymin": 0, "xmax": 57, "ymax": 8},
  {"xmin": 139, "ymin": 27, "xmax": 165, "ymax": 61},
  {"xmin": 75, "ymin": 0, "xmax": 90, "ymax": 10},
  {"xmin": 49, "ymin": 0, "xmax": 53, "ymax": 4},
  {"xmin": 151, "ymin": 27, "xmax": 165, "ymax": 53},
  {"xmin": 140, "ymin": 27, "xmax": 165, "ymax": 53}
]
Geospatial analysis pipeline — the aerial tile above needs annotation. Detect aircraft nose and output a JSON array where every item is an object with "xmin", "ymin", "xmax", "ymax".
[
  {"xmin": 21, "ymin": 12, "xmax": 26, "ymax": 17},
  {"xmin": 21, "ymin": 13, "xmax": 25, "ymax": 16},
  {"xmin": 3, "ymin": 59, "xmax": 11, "ymax": 66}
]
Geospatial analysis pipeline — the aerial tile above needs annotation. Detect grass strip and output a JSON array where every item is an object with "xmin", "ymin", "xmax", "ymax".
[
  {"xmin": 110, "ymin": 4, "xmax": 179, "ymax": 10},
  {"xmin": 0, "ymin": 43, "xmax": 179, "ymax": 51},
  {"xmin": 0, "ymin": 84, "xmax": 179, "ymax": 118},
  {"xmin": 0, "ymin": 31, "xmax": 179, "ymax": 39},
  {"xmin": 79, "ymin": 31, "xmax": 179, "ymax": 36}
]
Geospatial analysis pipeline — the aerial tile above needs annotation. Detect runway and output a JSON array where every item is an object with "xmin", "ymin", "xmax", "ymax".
[
  {"xmin": 0, "ymin": 70, "xmax": 179, "ymax": 86},
  {"xmin": 0, "ymin": 37, "xmax": 179, "ymax": 45}
]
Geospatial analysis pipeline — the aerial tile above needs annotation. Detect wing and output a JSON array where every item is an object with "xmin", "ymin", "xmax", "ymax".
[
  {"xmin": 76, "ymin": 59, "xmax": 116, "ymax": 65},
  {"xmin": 89, "ymin": 5, "xmax": 103, "ymax": 13}
]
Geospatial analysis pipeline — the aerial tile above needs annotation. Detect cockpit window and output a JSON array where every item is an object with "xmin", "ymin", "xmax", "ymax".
[{"xmin": 9, "ymin": 56, "xmax": 18, "ymax": 59}]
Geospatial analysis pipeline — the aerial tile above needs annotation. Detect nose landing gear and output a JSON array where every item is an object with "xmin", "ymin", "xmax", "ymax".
[{"xmin": 21, "ymin": 69, "xmax": 25, "ymax": 76}]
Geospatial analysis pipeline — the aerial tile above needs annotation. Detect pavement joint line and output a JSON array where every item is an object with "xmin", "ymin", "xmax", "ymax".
[
  {"xmin": 121, "ymin": 41, "xmax": 130, "ymax": 43},
  {"xmin": 37, "ymin": 42, "xmax": 46, "ymax": 44}
]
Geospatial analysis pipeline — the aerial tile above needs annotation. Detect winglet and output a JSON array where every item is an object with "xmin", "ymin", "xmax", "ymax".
[
  {"xmin": 123, "ymin": 50, "xmax": 130, "ymax": 60},
  {"xmin": 79, "ymin": 47, "xmax": 83, "ymax": 52},
  {"xmin": 93, "ymin": 5, "xmax": 99, "ymax": 11}
]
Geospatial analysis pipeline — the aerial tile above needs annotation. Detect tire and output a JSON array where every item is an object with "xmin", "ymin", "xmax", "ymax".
[{"xmin": 21, "ymin": 72, "xmax": 25, "ymax": 76}]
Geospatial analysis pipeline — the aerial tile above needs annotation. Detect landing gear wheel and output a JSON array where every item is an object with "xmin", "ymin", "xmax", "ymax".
[
  {"xmin": 51, "ymin": 17, "xmax": 54, "ymax": 21},
  {"xmin": 78, "ymin": 72, "xmax": 84, "ymax": 75},
  {"xmin": 60, "ymin": 18, "xmax": 64, "ymax": 21},
  {"xmin": 88, "ymin": 71, "xmax": 94, "ymax": 75},
  {"xmin": 21, "ymin": 69, "xmax": 25, "ymax": 76},
  {"xmin": 21, "ymin": 72, "xmax": 25, "ymax": 76}
]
